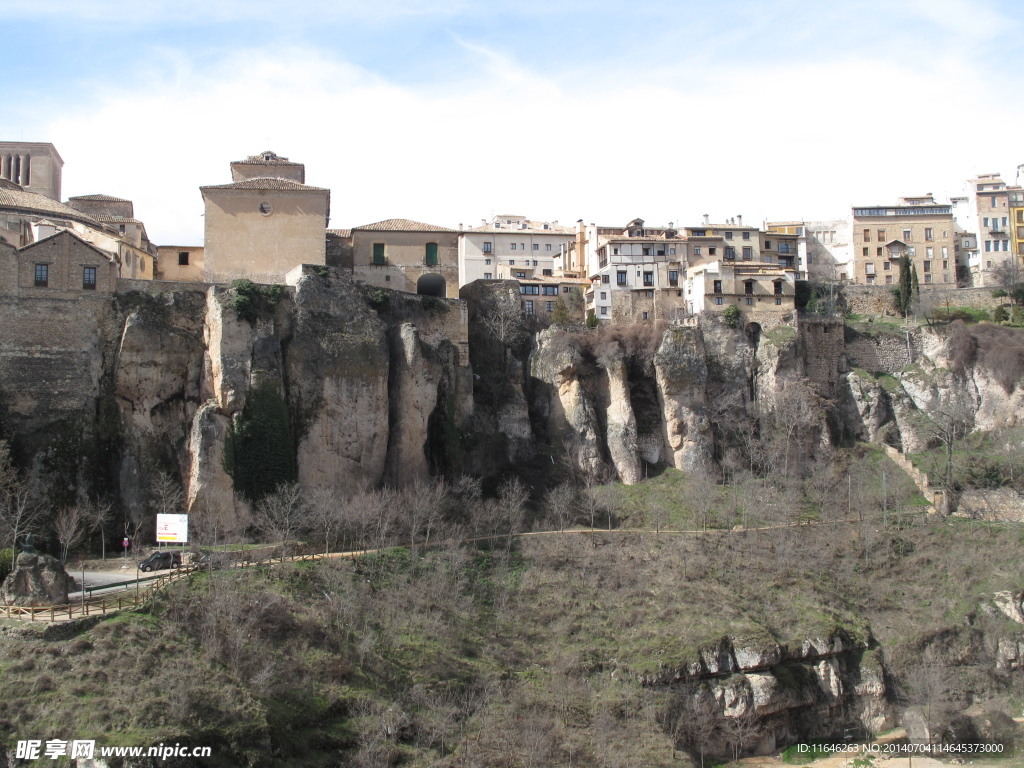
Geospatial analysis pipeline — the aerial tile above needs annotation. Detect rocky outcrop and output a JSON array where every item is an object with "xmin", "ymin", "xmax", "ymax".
[
  {"xmin": 600, "ymin": 347, "xmax": 641, "ymax": 485},
  {"xmin": 654, "ymin": 326, "xmax": 712, "ymax": 471},
  {"xmin": 1, "ymin": 552, "xmax": 75, "ymax": 606},
  {"xmin": 385, "ymin": 323, "xmax": 441, "ymax": 486}
]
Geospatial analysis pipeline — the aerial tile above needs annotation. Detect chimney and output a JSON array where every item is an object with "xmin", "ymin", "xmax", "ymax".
[
  {"xmin": 703, "ymin": 214, "xmax": 709, "ymax": 226},
  {"xmin": 458, "ymin": 223, "xmax": 463, "ymax": 231},
  {"xmin": 737, "ymin": 214, "xmax": 743, "ymax": 227}
]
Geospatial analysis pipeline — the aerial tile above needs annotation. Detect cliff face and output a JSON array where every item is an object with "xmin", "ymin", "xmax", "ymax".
[{"xmin": 0, "ymin": 271, "xmax": 472, "ymax": 529}]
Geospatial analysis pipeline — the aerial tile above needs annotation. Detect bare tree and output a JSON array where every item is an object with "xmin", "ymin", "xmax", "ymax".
[
  {"xmin": 543, "ymin": 483, "xmax": 577, "ymax": 532},
  {"xmin": 480, "ymin": 292, "xmax": 526, "ymax": 356},
  {"xmin": 405, "ymin": 479, "xmax": 449, "ymax": 548},
  {"xmin": 926, "ymin": 400, "xmax": 974, "ymax": 505},
  {"xmin": 254, "ymin": 483, "xmax": 310, "ymax": 560},
  {"xmin": 689, "ymin": 462, "xmax": 718, "ymax": 532},
  {"xmin": 0, "ymin": 441, "xmax": 43, "ymax": 558},
  {"xmin": 79, "ymin": 498, "xmax": 114, "ymax": 560},
  {"xmin": 53, "ymin": 506, "xmax": 86, "ymax": 564},
  {"xmin": 666, "ymin": 684, "xmax": 722, "ymax": 767},
  {"xmin": 305, "ymin": 487, "xmax": 342, "ymax": 555}
]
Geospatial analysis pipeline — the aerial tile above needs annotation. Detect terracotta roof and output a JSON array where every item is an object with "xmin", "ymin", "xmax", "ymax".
[
  {"xmin": 0, "ymin": 186, "xmax": 99, "ymax": 225},
  {"xmin": 96, "ymin": 215, "xmax": 141, "ymax": 224},
  {"xmin": 201, "ymin": 177, "xmax": 327, "ymax": 192},
  {"xmin": 237, "ymin": 151, "xmax": 301, "ymax": 166},
  {"xmin": 67, "ymin": 194, "xmax": 130, "ymax": 203},
  {"xmin": 352, "ymin": 219, "xmax": 456, "ymax": 233},
  {"xmin": 326, "ymin": 229, "xmax": 352, "ymax": 238}
]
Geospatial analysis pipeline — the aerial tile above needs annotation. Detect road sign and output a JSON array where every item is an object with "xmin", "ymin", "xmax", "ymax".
[
  {"xmin": 122, "ymin": 537, "xmax": 129, "ymax": 549},
  {"xmin": 156, "ymin": 514, "xmax": 188, "ymax": 543}
]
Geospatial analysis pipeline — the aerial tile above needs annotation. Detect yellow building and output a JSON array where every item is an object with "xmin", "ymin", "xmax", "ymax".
[
  {"xmin": 1010, "ymin": 186, "xmax": 1024, "ymax": 261},
  {"xmin": 348, "ymin": 219, "xmax": 459, "ymax": 298}
]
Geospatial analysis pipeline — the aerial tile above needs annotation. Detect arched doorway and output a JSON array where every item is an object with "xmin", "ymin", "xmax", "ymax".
[
  {"xmin": 745, "ymin": 321, "xmax": 762, "ymax": 347},
  {"xmin": 417, "ymin": 273, "xmax": 447, "ymax": 298}
]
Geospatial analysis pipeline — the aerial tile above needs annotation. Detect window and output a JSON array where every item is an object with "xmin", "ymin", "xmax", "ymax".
[
  {"xmin": 883, "ymin": 261, "xmax": 891, "ymax": 270},
  {"xmin": 485, "ymin": 258, "xmax": 491, "ymax": 265},
  {"xmin": 926, "ymin": 247, "xmax": 933, "ymax": 258},
  {"xmin": 923, "ymin": 261, "xmax": 931, "ymax": 272},
  {"xmin": 877, "ymin": 247, "xmax": 883, "ymax": 256},
  {"xmin": 745, "ymin": 297, "xmax": 754, "ymax": 305},
  {"xmin": 725, "ymin": 231, "xmax": 733, "ymax": 239},
  {"xmin": 693, "ymin": 247, "xmax": 702, "ymax": 256},
  {"xmin": 542, "ymin": 286, "xmax": 557, "ymax": 295},
  {"xmin": 34, "ymin": 263, "xmax": 48, "ymax": 287},
  {"xmin": 372, "ymin": 243, "xmax": 385, "ymax": 265},
  {"xmin": 713, "ymin": 280, "xmax": 723, "ymax": 294},
  {"xmin": 533, "ymin": 244, "xmax": 539, "ymax": 250},
  {"xmin": 885, "ymin": 275, "xmax": 893, "ymax": 284},
  {"xmin": 863, "ymin": 228, "xmax": 871, "ymax": 241},
  {"xmin": 524, "ymin": 300, "xmax": 534, "ymax": 314},
  {"xmin": 708, "ymin": 247, "xmax": 717, "ymax": 256},
  {"xmin": 425, "ymin": 242, "xmax": 438, "ymax": 266},
  {"xmin": 543, "ymin": 224, "xmax": 549, "ymax": 230},
  {"xmin": 669, "ymin": 248, "xmax": 676, "ymax": 255},
  {"xmin": 118, "ymin": 224, "xmax": 126, "ymax": 234},
  {"xmin": 865, "ymin": 263, "xmax": 875, "ymax": 275},
  {"xmin": 259, "ymin": 203, "xmax": 272, "ymax": 216},
  {"xmin": 517, "ymin": 272, "xmax": 527, "ymax": 280},
  {"xmin": 725, "ymin": 246, "xmax": 735, "ymax": 259},
  {"xmin": 542, "ymin": 268, "xmax": 552, "ymax": 276},
  {"xmin": 642, "ymin": 311, "xmax": 649, "ymax": 320},
  {"xmin": 774, "ymin": 281, "xmax": 783, "ymax": 295},
  {"xmin": 877, "ymin": 229, "xmax": 885, "ymax": 241},
  {"xmin": 178, "ymin": 251, "xmax": 189, "ymax": 266},
  {"xmin": 521, "ymin": 243, "xmax": 525, "ymax": 250},
  {"xmin": 510, "ymin": 243, "xmax": 516, "ymax": 250},
  {"xmin": 602, "ymin": 274, "xmax": 610, "ymax": 284},
  {"xmin": 924, "ymin": 274, "xmax": 932, "ymax": 283},
  {"xmin": 669, "ymin": 270, "xmax": 679, "ymax": 286},
  {"xmin": 546, "ymin": 301, "xmax": 554, "ymax": 312},
  {"xmin": 984, "ymin": 217, "xmax": 990, "ymax": 227},
  {"xmin": 83, "ymin": 266, "xmax": 97, "ymax": 290},
  {"xmin": 484, "ymin": 272, "xmax": 492, "ymax": 279},
  {"xmin": 778, "ymin": 243, "xmax": 792, "ymax": 254},
  {"xmin": 714, "ymin": 297, "xmax": 724, "ymax": 305},
  {"xmin": 744, "ymin": 281, "xmax": 754, "ymax": 295},
  {"xmin": 924, "ymin": 228, "xmax": 933, "ymax": 241},
  {"xmin": 943, "ymin": 261, "xmax": 948, "ymax": 270},
  {"xmin": 776, "ymin": 297, "xmax": 783, "ymax": 305},
  {"xmin": 866, "ymin": 276, "xmax": 875, "ymax": 284},
  {"xmin": 600, "ymin": 306, "xmax": 608, "ymax": 316},
  {"xmin": 643, "ymin": 272, "xmax": 653, "ymax": 286},
  {"xmin": 532, "ymin": 260, "xmax": 538, "ymax": 266},
  {"xmin": 520, "ymin": 284, "xmax": 538, "ymax": 294},
  {"xmin": 563, "ymin": 287, "xmax": 570, "ymax": 293},
  {"xmin": 743, "ymin": 247, "xmax": 752, "ymax": 259},
  {"xmin": 942, "ymin": 246, "xmax": 948, "ymax": 258},
  {"xmin": 903, "ymin": 229, "xmax": 911, "ymax": 241},
  {"xmin": 509, "ymin": 259, "xmax": 515, "ymax": 265},
  {"xmin": 600, "ymin": 292, "xmax": 607, "ymax": 300},
  {"xmin": 617, "ymin": 271, "xmax": 627, "ymax": 286},
  {"xmin": 545, "ymin": 244, "xmax": 552, "ymax": 251},
  {"xmin": 742, "ymin": 231, "xmax": 750, "ymax": 240},
  {"xmin": 985, "ymin": 241, "xmax": 992, "ymax": 252},
  {"xmin": 862, "ymin": 247, "xmax": 869, "ymax": 256},
  {"xmin": 483, "ymin": 242, "xmax": 492, "ymax": 253}
]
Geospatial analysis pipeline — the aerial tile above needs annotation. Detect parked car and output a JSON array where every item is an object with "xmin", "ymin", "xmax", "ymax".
[
  {"xmin": 139, "ymin": 551, "xmax": 182, "ymax": 572},
  {"xmin": 196, "ymin": 551, "xmax": 231, "ymax": 571}
]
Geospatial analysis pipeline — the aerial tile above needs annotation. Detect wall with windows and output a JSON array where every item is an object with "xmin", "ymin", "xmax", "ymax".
[
  {"xmin": 156, "ymin": 245, "xmax": 206, "ymax": 282},
  {"xmin": 351, "ymin": 229, "xmax": 459, "ymax": 298},
  {"xmin": 458, "ymin": 220, "xmax": 574, "ymax": 287},
  {"xmin": 2, "ymin": 230, "xmax": 117, "ymax": 297},
  {"xmin": 850, "ymin": 211, "xmax": 956, "ymax": 287}
]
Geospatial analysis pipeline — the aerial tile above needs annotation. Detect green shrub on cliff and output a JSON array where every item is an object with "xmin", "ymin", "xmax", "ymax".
[
  {"xmin": 723, "ymin": 304, "xmax": 741, "ymax": 328},
  {"xmin": 230, "ymin": 280, "xmax": 284, "ymax": 324},
  {"xmin": 223, "ymin": 380, "xmax": 297, "ymax": 501}
]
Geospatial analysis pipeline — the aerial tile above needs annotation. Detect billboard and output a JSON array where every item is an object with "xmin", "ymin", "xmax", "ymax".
[{"xmin": 156, "ymin": 514, "xmax": 189, "ymax": 543}]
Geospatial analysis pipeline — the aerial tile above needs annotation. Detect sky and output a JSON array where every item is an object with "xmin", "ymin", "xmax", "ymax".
[{"xmin": 3, "ymin": 0, "xmax": 1023, "ymax": 244}]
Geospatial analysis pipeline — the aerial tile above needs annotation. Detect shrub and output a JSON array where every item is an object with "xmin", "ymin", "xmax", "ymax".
[
  {"xmin": 230, "ymin": 280, "xmax": 285, "ymax": 324},
  {"xmin": 994, "ymin": 306, "xmax": 1009, "ymax": 323},
  {"xmin": 585, "ymin": 310, "xmax": 598, "ymax": 329},
  {"xmin": 223, "ymin": 380, "xmax": 297, "ymax": 501},
  {"xmin": 370, "ymin": 288, "xmax": 389, "ymax": 309},
  {"xmin": 0, "ymin": 548, "xmax": 12, "ymax": 584},
  {"xmin": 723, "ymin": 304, "xmax": 741, "ymax": 328}
]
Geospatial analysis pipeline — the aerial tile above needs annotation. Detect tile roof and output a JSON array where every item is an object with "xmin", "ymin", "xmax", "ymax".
[
  {"xmin": 19, "ymin": 228, "xmax": 116, "ymax": 262},
  {"xmin": 201, "ymin": 177, "xmax": 327, "ymax": 192},
  {"xmin": 238, "ymin": 151, "xmax": 301, "ymax": 165},
  {"xmin": 67, "ymin": 194, "xmax": 130, "ymax": 203},
  {"xmin": 352, "ymin": 219, "xmax": 456, "ymax": 233},
  {"xmin": 0, "ymin": 186, "xmax": 99, "ymax": 225},
  {"xmin": 326, "ymin": 229, "xmax": 352, "ymax": 238},
  {"xmin": 96, "ymin": 215, "xmax": 141, "ymax": 224}
]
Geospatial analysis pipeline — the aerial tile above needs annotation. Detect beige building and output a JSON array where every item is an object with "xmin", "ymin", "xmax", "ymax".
[
  {"xmin": 0, "ymin": 142, "xmax": 63, "ymax": 201},
  {"xmin": 686, "ymin": 260, "xmax": 796, "ymax": 326},
  {"xmin": 851, "ymin": 196, "xmax": 957, "ymax": 287},
  {"xmin": 517, "ymin": 275, "xmax": 590, "ymax": 319},
  {"xmin": 200, "ymin": 151, "xmax": 330, "ymax": 284},
  {"xmin": 347, "ymin": 219, "xmax": 459, "ymax": 298},
  {"xmin": 963, "ymin": 174, "xmax": 1013, "ymax": 285},
  {"xmin": 458, "ymin": 215, "xmax": 575, "ymax": 286},
  {"xmin": 156, "ymin": 245, "xmax": 206, "ymax": 282}
]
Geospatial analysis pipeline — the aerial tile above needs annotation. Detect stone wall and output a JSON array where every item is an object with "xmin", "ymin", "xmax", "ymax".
[
  {"xmin": 956, "ymin": 489, "xmax": 1024, "ymax": 522},
  {"xmin": 883, "ymin": 445, "xmax": 942, "ymax": 513},
  {"xmin": 843, "ymin": 285, "xmax": 1003, "ymax": 317},
  {"xmin": 797, "ymin": 316, "xmax": 845, "ymax": 398},
  {"xmin": 845, "ymin": 328, "xmax": 922, "ymax": 374}
]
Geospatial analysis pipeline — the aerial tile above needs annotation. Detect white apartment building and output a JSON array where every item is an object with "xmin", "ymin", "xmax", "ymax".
[
  {"xmin": 457, "ymin": 215, "xmax": 575, "ymax": 287},
  {"xmin": 961, "ymin": 173, "xmax": 1013, "ymax": 286}
]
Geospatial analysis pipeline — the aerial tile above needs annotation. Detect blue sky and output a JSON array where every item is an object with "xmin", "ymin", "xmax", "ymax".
[{"xmin": 4, "ymin": 0, "xmax": 1022, "ymax": 243}]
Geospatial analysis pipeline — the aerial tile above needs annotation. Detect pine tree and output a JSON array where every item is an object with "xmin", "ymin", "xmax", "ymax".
[{"xmin": 897, "ymin": 253, "xmax": 913, "ymax": 317}]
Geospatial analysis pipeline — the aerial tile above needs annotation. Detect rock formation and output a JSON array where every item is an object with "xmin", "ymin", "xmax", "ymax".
[{"xmin": 1, "ymin": 552, "xmax": 75, "ymax": 606}]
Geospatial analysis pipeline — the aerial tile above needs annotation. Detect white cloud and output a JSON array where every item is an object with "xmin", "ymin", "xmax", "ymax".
[{"xmin": 39, "ymin": 31, "xmax": 1024, "ymax": 245}]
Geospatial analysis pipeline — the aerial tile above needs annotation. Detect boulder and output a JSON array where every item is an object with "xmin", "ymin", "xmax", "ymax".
[{"xmin": 1, "ymin": 552, "xmax": 75, "ymax": 606}]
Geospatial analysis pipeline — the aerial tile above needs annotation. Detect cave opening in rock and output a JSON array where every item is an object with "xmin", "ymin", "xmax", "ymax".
[{"xmin": 417, "ymin": 273, "xmax": 446, "ymax": 298}]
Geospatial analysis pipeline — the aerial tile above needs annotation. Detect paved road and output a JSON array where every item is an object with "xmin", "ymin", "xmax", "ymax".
[{"xmin": 68, "ymin": 569, "xmax": 160, "ymax": 599}]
